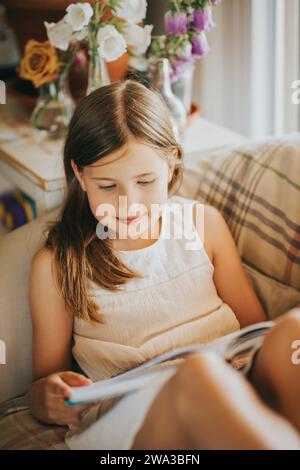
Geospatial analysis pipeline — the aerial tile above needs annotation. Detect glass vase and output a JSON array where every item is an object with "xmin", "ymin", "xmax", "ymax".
[
  {"xmin": 171, "ymin": 63, "xmax": 195, "ymax": 116},
  {"xmin": 86, "ymin": 50, "xmax": 111, "ymax": 95},
  {"xmin": 31, "ymin": 76, "xmax": 75, "ymax": 141},
  {"xmin": 151, "ymin": 58, "xmax": 187, "ymax": 144}
]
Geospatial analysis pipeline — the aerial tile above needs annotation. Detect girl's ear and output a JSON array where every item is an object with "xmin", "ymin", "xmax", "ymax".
[{"xmin": 70, "ymin": 159, "xmax": 86, "ymax": 191}]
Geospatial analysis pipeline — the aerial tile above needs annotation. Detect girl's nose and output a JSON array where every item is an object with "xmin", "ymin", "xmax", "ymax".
[{"xmin": 118, "ymin": 191, "xmax": 137, "ymax": 212}]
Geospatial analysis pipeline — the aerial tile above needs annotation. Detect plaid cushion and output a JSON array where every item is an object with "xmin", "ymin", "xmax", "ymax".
[
  {"xmin": 177, "ymin": 133, "xmax": 300, "ymax": 318},
  {"xmin": 0, "ymin": 395, "xmax": 68, "ymax": 450}
]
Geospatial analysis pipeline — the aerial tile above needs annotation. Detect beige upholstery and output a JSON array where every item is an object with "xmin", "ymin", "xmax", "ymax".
[
  {"xmin": 0, "ymin": 208, "xmax": 60, "ymax": 403},
  {"xmin": 177, "ymin": 133, "xmax": 300, "ymax": 320}
]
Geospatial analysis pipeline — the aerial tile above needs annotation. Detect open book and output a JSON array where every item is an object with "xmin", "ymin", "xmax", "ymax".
[{"xmin": 66, "ymin": 320, "xmax": 274, "ymax": 406}]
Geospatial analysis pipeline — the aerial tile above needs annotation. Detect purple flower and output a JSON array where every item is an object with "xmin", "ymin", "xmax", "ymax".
[
  {"xmin": 193, "ymin": 7, "xmax": 215, "ymax": 32},
  {"xmin": 191, "ymin": 33, "xmax": 210, "ymax": 58},
  {"xmin": 170, "ymin": 56, "xmax": 195, "ymax": 84},
  {"xmin": 164, "ymin": 11, "xmax": 188, "ymax": 36},
  {"xmin": 211, "ymin": 0, "xmax": 221, "ymax": 5}
]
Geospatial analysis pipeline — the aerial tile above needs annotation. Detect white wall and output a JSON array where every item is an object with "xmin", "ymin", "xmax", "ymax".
[
  {"xmin": 146, "ymin": 0, "xmax": 300, "ymax": 138},
  {"xmin": 193, "ymin": 0, "xmax": 300, "ymax": 138},
  {"xmin": 192, "ymin": 0, "xmax": 253, "ymax": 137},
  {"xmin": 147, "ymin": 0, "xmax": 254, "ymax": 136}
]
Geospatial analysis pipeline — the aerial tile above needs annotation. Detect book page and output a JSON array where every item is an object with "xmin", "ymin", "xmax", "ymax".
[{"xmin": 67, "ymin": 320, "xmax": 274, "ymax": 406}]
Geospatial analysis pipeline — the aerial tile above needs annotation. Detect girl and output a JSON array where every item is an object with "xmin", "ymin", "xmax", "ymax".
[{"xmin": 26, "ymin": 80, "xmax": 300, "ymax": 450}]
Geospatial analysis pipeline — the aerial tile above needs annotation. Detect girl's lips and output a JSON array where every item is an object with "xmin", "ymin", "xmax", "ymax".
[
  {"xmin": 116, "ymin": 213, "xmax": 146, "ymax": 224},
  {"xmin": 116, "ymin": 216, "xmax": 139, "ymax": 224}
]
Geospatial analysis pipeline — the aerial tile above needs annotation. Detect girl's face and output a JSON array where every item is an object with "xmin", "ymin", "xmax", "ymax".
[{"xmin": 71, "ymin": 137, "xmax": 176, "ymax": 246}]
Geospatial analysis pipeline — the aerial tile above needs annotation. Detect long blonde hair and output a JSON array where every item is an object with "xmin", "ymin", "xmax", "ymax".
[{"xmin": 45, "ymin": 79, "xmax": 184, "ymax": 324}]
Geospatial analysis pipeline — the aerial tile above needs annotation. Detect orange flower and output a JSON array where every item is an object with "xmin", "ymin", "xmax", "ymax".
[{"xmin": 19, "ymin": 39, "xmax": 59, "ymax": 88}]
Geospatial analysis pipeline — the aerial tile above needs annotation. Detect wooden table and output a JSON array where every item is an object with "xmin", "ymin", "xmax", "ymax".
[{"xmin": 0, "ymin": 93, "xmax": 65, "ymax": 215}]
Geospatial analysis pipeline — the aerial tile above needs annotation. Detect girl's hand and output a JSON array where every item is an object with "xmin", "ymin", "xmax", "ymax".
[{"xmin": 28, "ymin": 371, "xmax": 98, "ymax": 426}]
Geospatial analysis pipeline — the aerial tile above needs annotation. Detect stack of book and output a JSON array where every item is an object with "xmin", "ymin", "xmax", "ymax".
[{"xmin": 0, "ymin": 189, "xmax": 36, "ymax": 233}]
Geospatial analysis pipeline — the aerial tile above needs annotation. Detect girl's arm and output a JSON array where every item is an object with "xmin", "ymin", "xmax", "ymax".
[
  {"xmin": 29, "ymin": 248, "xmax": 74, "ymax": 379},
  {"xmin": 194, "ymin": 204, "xmax": 267, "ymax": 328},
  {"xmin": 26, "ymin": 248, "xmax": 94, "ymax": 425}
]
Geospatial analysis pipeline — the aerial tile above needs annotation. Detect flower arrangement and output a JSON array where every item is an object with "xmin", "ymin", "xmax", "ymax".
[
  {"xmin": 17, "ymin": 1, "xmax": 153, "ymax": 139},
  {"xmin": 20, "ymin": 0, "xmax": 153, "ymax": 87},
  {"xmin": 18, "ymin": 35, "xmax": 78, "ymax": 140},
  {"xmin": 130, "ymin": 0, "xmax": 222, "ymax": 85},
  {"xmin": 16, "ymin": 1, "xmax": 221, "ymax": 140},
  {"xmin": 18, "ymin": 1, "xmax": 153, "ymax": 90}
]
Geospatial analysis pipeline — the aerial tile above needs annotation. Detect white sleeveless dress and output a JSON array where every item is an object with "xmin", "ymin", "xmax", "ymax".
[{"xmin": 64, "ymin": 195, "xmax": 241, "ymax": 450}]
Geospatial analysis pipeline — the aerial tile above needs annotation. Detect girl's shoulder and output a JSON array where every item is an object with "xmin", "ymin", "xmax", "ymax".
[
  {"xmin": 30, "ymin": 246, "xmax": 63, "ymax": 297},
  {"xmin": 193, "ymin": 202, "xmax": 236, "ymax": 268},
  {"xmin": 167, "ymin": 195, "xmax": 216, "ymax": 265},
  {"xmin": 30, "ymin": 247, "xmax": 54, "ymax": 277},
  {"xmin": 167, "ymin": 194, "xmax": 215, "ymax": 216},
  {"xmin": 30, "ymin": 247, "xmax": 60, "ymax": 297},
  {"xmin": 167, "ymin": 194, "xmax": 198, "ymax": 207},
  {"xmin": 168, "ymin": 195, "xmax": 227, "ymax": 268}
]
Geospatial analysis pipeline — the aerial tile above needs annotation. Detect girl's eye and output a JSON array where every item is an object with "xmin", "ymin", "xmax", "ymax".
[
  {"xmin": 138, "ymin": 179, "xmax": 156, "ymax": 186},
  {"xmin": 98, "ymin": 179, "xmax": 156, "ymax": 191},
  {"xmin": 99, "ymin": 185, "xmax": 116, "ymax": 191}
]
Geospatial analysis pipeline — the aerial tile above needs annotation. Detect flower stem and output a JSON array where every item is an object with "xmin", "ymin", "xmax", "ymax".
[
  {"xmin": 95, "ymin": 0, "xmax": 108, "ymax": 24},
  {"xmin": 57, "ymin": 45, "xmax": 79, "ymax": 93},
  {"xmin": 94, "ymin": 0, "xmax": 100, "ymax": 22},
  {"xmin": 173, "ymin": 0, "xmax": 181, "ymax": 13}
]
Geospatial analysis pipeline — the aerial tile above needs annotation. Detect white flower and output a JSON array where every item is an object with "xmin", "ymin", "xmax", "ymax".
[
  {"xmin": 116, "ymin": 0, "xmax": 147, "ymax": 24},
  {"xmin": 128, "ymin": 56, "xmax": 149, "ymax": 72},
  {"xmin": 73, "ymin": 26, "xmax": 88, "ymax": 41},
  {"xmin": 97, "ymin": 25, "xmax": 127, "ymax": 62},
  {"xmin": 64, "ymin": 2, "xmax": 93, "ymax": 32},
  {"xmin": 123, "ymin": 23, "xmax": 153, "ymax": 54},
  {"xmin": 44, "ymin": 20, "xmax": 73, "ymax": 51}
]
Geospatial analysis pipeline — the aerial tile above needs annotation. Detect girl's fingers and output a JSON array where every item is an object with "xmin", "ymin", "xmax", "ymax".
[
  {"xmin": 52, "ymin": 400, "xmax": 98, "ymax": 425},
  {"xmin": 49, "ymin": 372, "xmax": 92, "ymax": 398},
  {"xmin": 48, "ymin": 375, "xmax": 71, "ymax": 398},
  {"xmin": 58, "ymin": 371, "xmax": 93, "ymax": 387}
]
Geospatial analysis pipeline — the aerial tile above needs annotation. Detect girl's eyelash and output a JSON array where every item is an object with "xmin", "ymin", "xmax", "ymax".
[
  {"xmin": 99, "ymin": 185, "xmax": 116, "ymax": 191},
  {"xmin": 99, "ymin": 179, "xmax": 156, "ymax": 191},
  {"xmin": 138, "ymin": 179, "xmax": 156, "ymax": 185}
]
